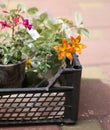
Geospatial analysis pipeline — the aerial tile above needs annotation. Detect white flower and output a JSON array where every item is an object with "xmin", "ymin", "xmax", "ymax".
[
  {"xmin": 28, "ymin": 43, "xmax": 34, "ymax": 48},
  {"xmin": 28, "ymin": 29, "xmax": 40, "ymax": 40},
  {"xmin": 56, "ymin": 19, "xmax": 73, "ymax": 38},
  {"xmin": 61, "ymin": 23, "xmax": 73, "ymax": 38}
]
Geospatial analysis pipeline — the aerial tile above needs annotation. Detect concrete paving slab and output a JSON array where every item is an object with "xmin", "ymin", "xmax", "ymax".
[
  {"xmin": 79, "ymin": 1, "xmax": 104, "ymax": 10},
  {"xmin": 101, "ymin": 65, "xmax": 110, "ymax": 79},
  {"xmin": 79, "ymin": 78, "xmax": 110, "ymax": 119},
  {"xmin": 0, "ymin": 125, "xmax": 60, "ymax": 130},
  {"xmin": 78, "ymin": 1, "xmax": 110, "ymax": 27},
  {"xmin": 62, "ymin": 119, "xmax": 103, "ymax": 130},
  {"xmin": 99, "ymin": 115, "xmax": 110, "ymax": 130},
  {"xmin": 80, "ymin": 39, "xmax": 110, "ymax": 66},
  {"xmin": 82, "ymin": 66, "xmax": 109, "ymax": 81},
  {"xmin": 79, "ymin": 66, "xmax": 110, "ymax": 130}
]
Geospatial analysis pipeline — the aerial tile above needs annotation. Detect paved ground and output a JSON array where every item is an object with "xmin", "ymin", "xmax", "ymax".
[{"xmin": 0, "ymin": 0, "xmax": 110, "ymax": 130}]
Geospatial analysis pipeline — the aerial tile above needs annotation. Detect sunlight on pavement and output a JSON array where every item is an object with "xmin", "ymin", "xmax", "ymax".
[
  {"xmin": 82, "ymin": 66, "xmax": 109, "ymax": 81},
  {"xmin": 89, "ymin": 29, "xmax": 103, "ymax": 40},
  {"xmin": 79, "ymin": 2, "xmax": 104, "ymax": 10}
]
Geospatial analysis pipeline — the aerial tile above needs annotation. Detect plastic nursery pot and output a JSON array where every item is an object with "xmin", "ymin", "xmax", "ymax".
[{"xmin": 0, "ymin": 60, "xmax": 26, "ymax": 88}]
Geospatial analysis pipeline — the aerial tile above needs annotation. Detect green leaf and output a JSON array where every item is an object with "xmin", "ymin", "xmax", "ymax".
[
  {"xmin": 40, "ymin": 13, "xmax": 48, "ymax": 21},
  {"xmin": 74, "ymin": 12, "xmax": 83, "ymax": 26},
  {"xmin": 80, "ymin": 28, "xmax": 89, "ymax": 37},
  {"xmin": 27, "ymin": 7, "xmax": 38, "ymax": 15},
  {"xmin": 0, "ymin": 4, "xmax": 6, "ymax": 9},
  {"xmin": 2, "ymin": 57, "xmax": 8, "ymax": 65},
  {"xmin": 17, "ymin": 4, "xmax": 22, "ymax": 9},
  {"xmin": 59, "ymin": 18, "xmax": 73, "ymax": 27}
]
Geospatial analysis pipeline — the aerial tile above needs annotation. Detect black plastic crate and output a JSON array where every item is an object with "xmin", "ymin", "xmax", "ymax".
[{"xmin": 0, "ymin": 54, "xmax": 82, "ymax": 126}]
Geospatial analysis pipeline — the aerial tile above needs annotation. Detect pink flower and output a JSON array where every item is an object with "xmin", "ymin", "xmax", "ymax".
[
  {"xmin": 2, "ymin": 10, "xmax": 8, "ymax": 13},
  {"xmin": 0, "ymin": 21, "xmax": 11, "ymax": 29},
  {"xmin": 22, "ymin": 19, "xmax": 32, "ymax": 30},
  {"xmin": 11, "ymin": 17, "xmax": 20, "ymax": 25}
]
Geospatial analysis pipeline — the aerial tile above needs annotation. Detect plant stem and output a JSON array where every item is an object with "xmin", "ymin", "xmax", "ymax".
[
  {"xmin": 12, "ymin": 25, "xmax": 15, "ymax": 37},
  {"xmin": 61, "ymin": 56, "xmax": 67, "ymax": 69}
]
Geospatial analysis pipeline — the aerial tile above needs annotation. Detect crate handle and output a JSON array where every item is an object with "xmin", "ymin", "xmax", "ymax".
[{"xmin": 45, "ymin": 68, "xmax": 76, "ymax": 91}]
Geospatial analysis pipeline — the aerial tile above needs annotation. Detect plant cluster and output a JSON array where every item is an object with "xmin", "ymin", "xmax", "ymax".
[
  {"xmin": 27, "ymin": 7, "xmax": 88, "ymax": 73},
  {"xmin": 0, "ymin": 4, "xmax": 89, "ymax": 74},
  {"xmin": 0, "ymin": 4, "xmax": 33, "ymax": 65}
]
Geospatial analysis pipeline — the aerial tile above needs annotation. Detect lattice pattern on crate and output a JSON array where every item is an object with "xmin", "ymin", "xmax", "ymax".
[{"xmin": 0, "ymin": 92, "xmax": 65, "ymax": 121}]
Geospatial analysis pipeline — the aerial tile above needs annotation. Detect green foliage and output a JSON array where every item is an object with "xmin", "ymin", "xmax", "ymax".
[
  {"xmin": 27, "ymin": 7, "xmax": 38, "ymax": 15},
  {"xmin": 0, "ymin": 4, "xmax": 89, "ymax": 74},
  {"xmin": 0, "ymin": 4, "xmax": 6, "ymax": 8},
  {"xmin": 0, "ymin": 4, "xmax": 33, "ymax": 65},
  {"xmin": 25, "ymin": 7, "xmax": 89, "ymax": 73},
  {"xmin": 74, "ymin": 12, "xmax": 89, "ymax": 37}
]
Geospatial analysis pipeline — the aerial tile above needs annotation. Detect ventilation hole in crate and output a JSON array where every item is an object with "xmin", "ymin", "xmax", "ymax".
[{"xmin": 0, "ymin": 91, "xmax": 66, "ymax": 121}]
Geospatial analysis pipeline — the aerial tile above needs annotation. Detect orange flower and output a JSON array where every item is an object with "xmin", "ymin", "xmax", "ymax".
[
  {"xmin": 54, "ymin": 38, "xmax": 74, "ymax": 60},
  {"xmin": 70, "ymin": 35, "xmax": 86, "ymax": 54}
]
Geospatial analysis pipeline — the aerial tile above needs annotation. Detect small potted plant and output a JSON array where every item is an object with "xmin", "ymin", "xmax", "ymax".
[
  {"xmin": 0, "ymin": 4, "xmax": 89, "ymax": 88},
  {"xmin": 0, "ymin": 4, "xmax": 33, "ymax": 88}
]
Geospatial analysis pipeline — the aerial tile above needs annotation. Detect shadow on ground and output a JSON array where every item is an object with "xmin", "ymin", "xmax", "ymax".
[{"xmin": 78, "ymin": 78, "xmax": 110, "ymax": 130}]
